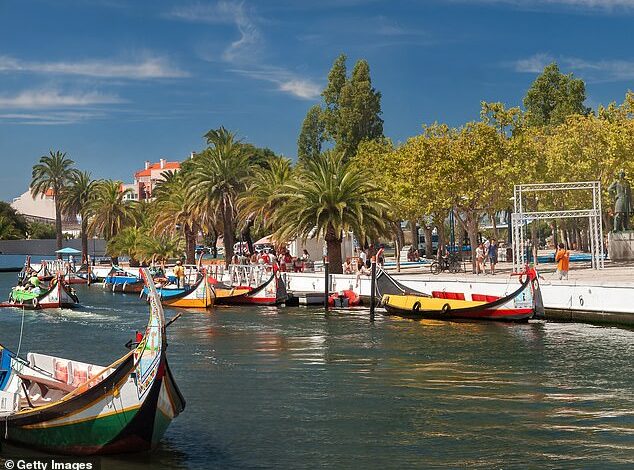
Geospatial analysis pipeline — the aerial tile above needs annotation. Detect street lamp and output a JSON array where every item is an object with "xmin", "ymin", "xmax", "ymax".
[{"xmin": 92, "ymin": 236, "xmax": 97, "ymax": 266}]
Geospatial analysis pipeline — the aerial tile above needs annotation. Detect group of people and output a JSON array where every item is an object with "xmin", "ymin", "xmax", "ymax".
[
  {"xmin": 474, "ymin": 238, "xmax": 499, "ymax": 275},
  {"xmin": 231, "ymin": 248, "xmax": 314, "ymax": 273},
  {"xmin": 17, "ymin": 267, "xmax": 43, "ymax": 293}
]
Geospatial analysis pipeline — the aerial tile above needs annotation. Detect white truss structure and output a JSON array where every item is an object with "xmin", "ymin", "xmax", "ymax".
[{"xmin": 511, "ymin": 181, "xmax": 604, "ymax": 272}]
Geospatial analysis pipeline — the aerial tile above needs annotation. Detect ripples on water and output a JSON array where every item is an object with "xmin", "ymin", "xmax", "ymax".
[{"xmin": 0, "ymin": 273, "xmax": 632, "ymax": 469}]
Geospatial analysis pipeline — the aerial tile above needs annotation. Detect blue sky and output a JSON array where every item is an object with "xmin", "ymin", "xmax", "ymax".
[{"xmin": 1, "ymin": 0, "xmax": 634, "ymax": 200}]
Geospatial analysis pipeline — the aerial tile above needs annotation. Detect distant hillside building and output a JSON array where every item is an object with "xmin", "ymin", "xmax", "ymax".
[
  {"xmin": 11, "ymin": 188, "xmax": 80, "ymax": 235},
  {"xmin": 10, "ymin": 157, "xmax": 184, "ymax": 230}
]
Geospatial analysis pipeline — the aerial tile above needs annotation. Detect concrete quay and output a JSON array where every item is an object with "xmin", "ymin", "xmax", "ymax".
[{"xmin": 283, "ymin": 260, "xmax": 634, "ymax": 327}]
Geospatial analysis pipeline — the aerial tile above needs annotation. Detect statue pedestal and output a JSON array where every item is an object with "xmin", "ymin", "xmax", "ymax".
[{"xmin": 608, "ymin": 231, "xmax": 634, "ymax": 261}]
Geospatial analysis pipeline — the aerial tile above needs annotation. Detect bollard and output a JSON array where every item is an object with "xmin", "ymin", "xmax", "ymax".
[
  {"xmin": 370, "ymin": 256, "xmax": 376, "ymax": 322},
  {"xmin": 324, "ymin": 256, "xmax": 329, "ymax": 313}
]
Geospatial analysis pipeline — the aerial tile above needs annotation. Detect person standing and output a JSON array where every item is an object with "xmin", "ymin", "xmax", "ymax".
[
  {"xmin": 488, "ymin": 238, "xmax": 498, "ymax": 275},
  {"xmin": 555, "ymin": 243, "xmax": 570, "ymax": 280},
  {"xmin": 173, "ymin": 261, "xmax": 185, "ymax": 288},
  {"xmin": 475, "ymin": 243, "xmax": 485, "ymax": 274},
  {"xmin": 376, "ymin": 244, "xmax": 385, "ymax": 267}
]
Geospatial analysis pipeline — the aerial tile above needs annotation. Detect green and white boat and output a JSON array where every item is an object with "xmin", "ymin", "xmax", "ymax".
[
  {"xmin": 0, "ymin": 268, "xmax": 185, "ymax": 454},
  {"xmin": 2, "ymin": 276, "xmax": 79, "ymax": 309}
]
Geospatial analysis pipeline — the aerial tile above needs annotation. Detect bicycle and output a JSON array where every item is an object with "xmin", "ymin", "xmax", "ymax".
[{"xmin": 430, "ymin": 252, "xmax": 464, "ymax": 274}]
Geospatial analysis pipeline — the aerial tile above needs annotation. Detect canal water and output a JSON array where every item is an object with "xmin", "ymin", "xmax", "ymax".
[{"xmin": 0, "ymin": 272, "xmax": 632, "ymax": 469}]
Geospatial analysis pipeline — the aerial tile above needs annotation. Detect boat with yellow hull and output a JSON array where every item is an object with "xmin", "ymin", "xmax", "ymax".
[
  {"xmin": 381, "ymin": 268, "xmax": 542, "ymax": 322},
  {"xmin": 160, "ymin": 273, "xmax": 215, "ymax": 309}
]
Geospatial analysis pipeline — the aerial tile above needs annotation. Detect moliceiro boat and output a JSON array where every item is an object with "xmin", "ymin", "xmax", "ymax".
[
  {"xmin": 0, "ymin": 268, "xmax": 185, "ymax": 454},
  {"xmin": 1, "ymin": 276, "xmax": 79, "ymax": 309},
  {"xmin": 215, "ymin": 271, "xmax": 288, "ymax": 306},
  {"xmin": 151, "ymin": 272, "xmax": 215, "ymax": 309},
  {"xmin": 379, "ymin": 268, "xmax": 544, "ymax": 322},
  {"xmin": 103, "ymin": 268, "xmax": 144, "ymax": 293}
]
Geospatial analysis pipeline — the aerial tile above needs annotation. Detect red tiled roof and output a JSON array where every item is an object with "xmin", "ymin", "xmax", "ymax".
[{"xmin": 134, "ymin": 161, "xmax": 180, "ymax": 178}]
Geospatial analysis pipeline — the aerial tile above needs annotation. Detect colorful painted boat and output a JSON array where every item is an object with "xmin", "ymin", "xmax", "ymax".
[
  {"xmin": 212, "ymin": 283, "xmax": 253, "ymax": 305},
  {"xmin": 380, "ymin": 268, "xmax": 543, "ymax": 322},
  {"xmin": 216, "ymin": 272, "xmax": 288, "ymax": 306},
  {"xmin": 0, "ymin": 267, "xmax": 185, "ymax": 455},
  {"xmin": 158, "ymin": 274, "xmax": 215, "ymax": 309},
  {"xmin": 103, "ymin": 268, "xmax": 144, "ymax": 293},
  {"xmin": 0, "ymin": 276, "xmax": 79, "ymax": 309}
]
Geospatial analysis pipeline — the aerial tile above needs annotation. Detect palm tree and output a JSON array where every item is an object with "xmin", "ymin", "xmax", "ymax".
[
  {"xmin": 153, "ymin": 170, "xmax": 200, "ymax": 264},
  {"xmin": 138, "ymin": 233, "xmax": 184, "ymax": 270},
  {"xmin": 59, "ymin": 171, "xmax": 96, "ymax": 263},
  {"xmin": 106, "ymin": 226, "xmax": 144, "ymax": 266},
  {"xmin": 31, "ymin": 150, "xmax": 76, "ymax": 255},
  {"xmin": 273, "ymin": 151, "xmax": 390, "ymax": 274},
  {"xmin": 86, "ymin": 180, "xmax": 135, "ymax": 263},
  {"xmin": 239, "ymin": 156, "xmax": 293, "ymax": 251},
  {"xmin": 191, "ymin": 127, "xmax": 251, "ymax": 266}
]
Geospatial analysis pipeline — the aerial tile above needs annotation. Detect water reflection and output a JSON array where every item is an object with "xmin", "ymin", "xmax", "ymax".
[{"xmin": 0, "ymin": 273, "xmax": 632, "ymax": 469}]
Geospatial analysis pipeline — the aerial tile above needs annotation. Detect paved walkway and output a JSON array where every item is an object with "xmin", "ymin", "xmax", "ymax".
[{"xmin": 388, "ymin": 257, "xmax": 634, "ymax": 287}]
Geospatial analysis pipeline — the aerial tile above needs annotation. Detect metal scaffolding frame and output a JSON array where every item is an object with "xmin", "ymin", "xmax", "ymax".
[{"xmin": 511, "ymin": 181, "xmax": 604, "ymax": 272}]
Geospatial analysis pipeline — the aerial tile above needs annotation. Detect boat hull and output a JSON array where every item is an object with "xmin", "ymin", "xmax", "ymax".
[
  {"xmin": 1, "ymin": 268, "xmax": 185, "ymax": 455},
  {"xmin": 1, "ymin": 279, "xmax": 79, "ymax": 309},
  {"xmin": 381, "ymin": 272, "xmax": 539, "ymax": 322},
  {"xmin": 217, "ymin": 273, "xmax": 287, "ymax": 306},
  {"xmin": 3, "ymin": 358, "xmax": 184, "ymax": 455},
  {"xmin": 160, "ymin": 275, "xmax": 214, "ymax": 309}
]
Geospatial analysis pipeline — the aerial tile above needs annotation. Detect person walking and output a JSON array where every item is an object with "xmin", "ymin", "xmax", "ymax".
[
  {"xmin": 488, "ymin": 239, "xmax": 498, "ymax": 275},
  {"xmin": 555, "ymin": 243, "xmax": 570, "ymax": 280}
]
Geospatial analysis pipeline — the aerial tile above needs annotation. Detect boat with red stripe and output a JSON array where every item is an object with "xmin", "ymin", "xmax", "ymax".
[{"xmin": 378, "ymin": 267, "xmax": 543, "ymax": 322}]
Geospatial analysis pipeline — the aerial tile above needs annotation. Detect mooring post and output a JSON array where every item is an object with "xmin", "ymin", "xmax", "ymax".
[
  {"xmin": 370, "ymin": 256, "xmax": 376, "ymax": 322},
  {"xmin": 324, "ymin": 256, "xmax": 329, "ymax": 313}
]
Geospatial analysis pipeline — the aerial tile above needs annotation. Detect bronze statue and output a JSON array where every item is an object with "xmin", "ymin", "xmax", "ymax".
[{"xmin": 608, "ymin": 170, "xmax": 631, "ymax": 232}]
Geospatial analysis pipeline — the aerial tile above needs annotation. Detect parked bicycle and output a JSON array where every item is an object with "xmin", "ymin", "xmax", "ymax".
[{"xmin": 430, "ymin": 252, "xmax": 464, "ymax": 274}]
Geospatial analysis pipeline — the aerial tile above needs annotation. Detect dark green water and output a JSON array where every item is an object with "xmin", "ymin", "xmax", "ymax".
[{"xmin": 0, "ymin": 272, "xmax": 632, "ymax": 469}]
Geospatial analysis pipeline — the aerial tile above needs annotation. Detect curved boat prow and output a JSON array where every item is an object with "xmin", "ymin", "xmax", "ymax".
[{"xmin": 0, "ymin": 268, "xmax": 185, "ymax": 455}]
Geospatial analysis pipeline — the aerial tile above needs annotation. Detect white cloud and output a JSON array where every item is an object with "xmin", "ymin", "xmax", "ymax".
[
  {"xmin": 169, "ymin": 1, "xmax": 319, "ymax": 100},
  {"xmin": 0, "ymin": 111, "xmax": 106, "ymax": 125},
  {"xmin": 0, "ymin": 55, "xmax": 188, "ymax": 79},
  {"xmin": 278, "ymin": 80, "xmax": 322, "ymax": 100},
  {"xmin": 513, "ymin": 53, "xmax": 555, "ymax": 72},
  {"xmin": 512, "ymin": 52, "xmax": 634, "ymax": 82},
  {"xmin": 465, "ymin": 0, "xmax": 634, "ymax": 10},
  {"xmin": 0, "ymin": 90, "xmax": 124, "ymax": 109}
]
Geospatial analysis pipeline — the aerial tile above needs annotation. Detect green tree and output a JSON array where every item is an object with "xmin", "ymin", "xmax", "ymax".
[
  {"xmin": 447, "ymin": 122, "xmax": 510, "ymax": 272},
  {"xmin": 138, "ymin": 233, "xmax": 184, "ymax": 269},
  {"xmin": 106, "ymin": 225, "xmax": 144, "ymax": 266},
  {"xmin": 273, "ymin": 151, "xmax": 390, "ymax": 274},
  {"xmin": 28, "ymin": 222, "xmax": 57, "ymax": 239},
  {"xmin": 322, "ymin": 53, "xmax": 348, "ymax": 139},
  {"xmin": 239, "ymin": 156, "xmax": 294, "ymax": 235},
  {"xmin": 0, "ymin": 216, "xmax": 21, "ymax": 240},
  {"xmin": 152, "ymin": 170, "xmax": 200, "ymax": 264},
  {"xmin": 191, "ymin": 127, "xmax": 250, "ymax": 267},
  {"xmin": 297, "ymin": 105, "xmax": 325, "ymax": 164},
  {"xmin": 523, "ymin": 62, "xmax": 588, "ymax": 127},
  {"xmin": 30, "ymin": 150, "xmax": 76, "ymax": 254},
  {"xmin": 240, "ymin": 143, "xmax": 278, "ymax": 168},
  {"xmin": 336, "ymin": 59, "xmax": 383, "ymax": 159},
  {"xmin": 87, "ymin": 180, "xmax": 136, "ymax": 263},
  {"xmin": 58, "ymin": 171, "xmax": 96, "ymax": 263},
  {"xmin": 0, "ymin": 201, "xmax": 28, "ymax": 238}
]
